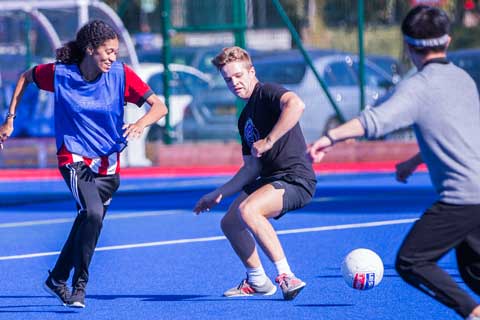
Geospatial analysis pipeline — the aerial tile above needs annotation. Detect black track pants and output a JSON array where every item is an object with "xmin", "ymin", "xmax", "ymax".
[
  {"xmin": 51, "ymin": 162, "xmax": 120, "ymax": 290},
  {"xmin": 395, "ymin": 201, "xmax": 480, "ymax": 318}
]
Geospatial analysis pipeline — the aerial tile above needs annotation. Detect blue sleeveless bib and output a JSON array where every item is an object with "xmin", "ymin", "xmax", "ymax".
[{"xmin": 54, "ymin": 62, "xmax": 126, "ymax": 157}]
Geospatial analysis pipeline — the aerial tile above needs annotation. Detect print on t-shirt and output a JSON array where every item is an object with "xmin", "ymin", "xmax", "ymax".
[{"xmin": 244, "ymin": 118, "xmax": 260, "ymax": 149}]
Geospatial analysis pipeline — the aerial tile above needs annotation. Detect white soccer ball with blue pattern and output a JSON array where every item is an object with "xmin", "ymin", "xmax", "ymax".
[{"xmin": 341, "ymin": 248, "xmax": 384, "ymax": 290}]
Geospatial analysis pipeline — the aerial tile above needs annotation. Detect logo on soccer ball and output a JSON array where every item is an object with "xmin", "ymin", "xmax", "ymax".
[{"xmin": 353, "ymin": 272, "xmax": 376, "ymax": 290}]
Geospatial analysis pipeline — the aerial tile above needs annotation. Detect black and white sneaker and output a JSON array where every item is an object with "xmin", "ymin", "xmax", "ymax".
[
  {"xmin": 67, "ymin": 288, "xmax": 86, "ymax": 308},
  {"xmin": 43, "ymin": 270, "xmax": 70, "ymax": 306}
]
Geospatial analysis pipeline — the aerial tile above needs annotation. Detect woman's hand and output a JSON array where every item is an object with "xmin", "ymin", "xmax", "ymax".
[
  {"xmin": 122, "ymin": 123, "xmax": 145, "ymax": 140},
  {"xmin": 0, "ymin": 121, "xmax": 14, "ymax": 149}
]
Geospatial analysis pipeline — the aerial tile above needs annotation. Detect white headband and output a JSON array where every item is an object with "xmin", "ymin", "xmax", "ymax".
[{"xmin": 403, "ymin": 34, "xmax": 449, "ymax": 47}]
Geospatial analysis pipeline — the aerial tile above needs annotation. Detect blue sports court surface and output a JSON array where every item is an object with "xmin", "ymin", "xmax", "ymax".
[{"xmin": 0, "ymin": 170, "xmax": 473, "ymax": 320}]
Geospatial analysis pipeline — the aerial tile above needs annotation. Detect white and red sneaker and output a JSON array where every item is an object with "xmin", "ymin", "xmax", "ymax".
[
  {"xmin": 223, "ymin": 277, "xmax": 277, "ymax": 297},
  {"xmin": 275, "ymin": 273, "xmax": 306, "ymax": 300}
]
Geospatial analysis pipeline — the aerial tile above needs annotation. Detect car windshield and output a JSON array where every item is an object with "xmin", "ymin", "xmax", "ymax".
[
  {"xmin": 254, "ymin": 60, "xmax": 306, "ymax": 85},
  {"xmin": 367, "ymin": 56, "xmax": 403, "ymax": 77},
  {"xmin": 323, "ymin": 61, "xmax": 357, "ymax": 87},
  {"xmin": 351, "ymin": 61, "xmax": 393, "ymax": 88}
]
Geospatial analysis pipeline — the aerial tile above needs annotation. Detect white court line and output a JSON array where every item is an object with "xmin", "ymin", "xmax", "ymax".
[
  {"xmin": 276, "ymin": 218, "xmax": 417, "ymax": 235},
  {"xmin": 0, "ymin": 210, "xmax": 186, "ymax": 228},
  {"xmin": 0, "ymin": 218, "xmax": 417, "ymax": 261}
]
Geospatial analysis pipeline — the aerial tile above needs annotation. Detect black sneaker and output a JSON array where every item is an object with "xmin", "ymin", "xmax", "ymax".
[
  {"xmin": 67, "ymin": 288, "xmax": 86, "ymax": 308},
  {"xmin": 43, "ymin": 270, "xmax": 70, "ymax": 306}
]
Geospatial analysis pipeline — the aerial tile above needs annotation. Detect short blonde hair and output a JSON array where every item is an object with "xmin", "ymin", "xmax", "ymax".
[{"xmin": 211, "ymin": 46, "xmax": 253, "ymax": 70}]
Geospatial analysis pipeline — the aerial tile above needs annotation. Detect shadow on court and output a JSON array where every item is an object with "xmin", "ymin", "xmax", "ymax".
[
  {"xmin": 0, "ymin": 302, "xmax": 76, "ymax": 314},
  {"xmin": 86, "ymin": 294, "xmax": 295, "ymax": 303},
  {"xmin": 296, "ymin": 303, "xmax": 355, "ymax": 307},
  {"xmin": 88, "ymin": 294, "xmax": 208, "ymax": 301}
]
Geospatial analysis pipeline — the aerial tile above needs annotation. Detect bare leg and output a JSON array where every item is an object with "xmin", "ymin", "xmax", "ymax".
[
  {"xmin": 221, "ymin": 192, "xmax": 262, "ymax": 268},
  {"xmin": 221, "ymin": 185, "xmax": 306, "ymax": 300},
  {"xmin": 237, "ymin": 184, "xmax": 286, "ymax": 263},
  {"xmin": 220, "ymin": 185, "xmax": 286, "ymax": 267}
]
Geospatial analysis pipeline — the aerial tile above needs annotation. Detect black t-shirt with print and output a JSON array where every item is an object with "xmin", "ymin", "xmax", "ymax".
[{"xmin": 238, "ymin": 82, "xmax": 316, "ymax": 182}]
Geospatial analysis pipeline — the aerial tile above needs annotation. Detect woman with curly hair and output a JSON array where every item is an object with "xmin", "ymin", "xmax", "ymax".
[{"xmin": 0, "ymin": 20, "xmax": 168, "ymax": 308}]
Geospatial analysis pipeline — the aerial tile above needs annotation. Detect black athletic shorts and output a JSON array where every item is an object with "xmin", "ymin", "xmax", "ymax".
[{"xmin": 243, "ymin": 174, "xmax": 316, "ymax": 219}]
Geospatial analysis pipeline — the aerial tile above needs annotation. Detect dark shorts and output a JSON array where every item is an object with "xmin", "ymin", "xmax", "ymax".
[{"xmin": 243, "ymin": 174, "xmax": 316, "ymax": 219}]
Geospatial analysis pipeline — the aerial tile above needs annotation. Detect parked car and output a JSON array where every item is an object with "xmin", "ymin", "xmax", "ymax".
[
  {"xmin": 366, "ymin": 54, "xmax": 404, "ymax": 82},
  {"xmin": 137, "ymin": 45, "xmax": 270, "ymax": 93},
  {"xmin": 183, "ymin": 50, "xmax": 396, "ymax": 142},
  {"xmin": 0, "ymin": 54, "xmax": 55, "ymax": 137},
  {"xmin": 183, "ymin": 85, "xmax": 240, "ymax": 141},
  {"xmin": 401, "ymin": 48, "xmax": 479, "ymax": 93},
  {"xmin": 137, "ymin": 45, "xmax": 263, "ymax": 75},
  {"xmin": 448, "ymin": 48, "xmax": 480, "ymax": 95},
  {"xmin": 136, "ymin": 63, "xmax": 212, "ymax": 142},
  {"xmin": 379, "ymin": 48, "xmax": 480, "ymax": 141},
  {"xmin": 259, "ymin": 51, "xmax": 397, "ymax": 142},
  {"xmin": 138, "ymin": 46, "xmax": 216, "ymax": 74}
]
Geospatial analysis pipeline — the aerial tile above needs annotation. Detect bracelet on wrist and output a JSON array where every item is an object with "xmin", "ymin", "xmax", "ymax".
[
  {"xmin": 6, "ymin": 112, "xmax": 16, "ymax": 120},
  {"xmin": 325, "ymin": 131, "xmax": 336, "ymax": 146}
]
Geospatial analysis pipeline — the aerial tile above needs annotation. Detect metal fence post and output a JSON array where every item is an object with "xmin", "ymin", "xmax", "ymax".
[
  {"xmin": 161, "ymin": 0, "xmax": 172, "ymax": 144},
  {"xmin": 358, "ymin": 0, "xmax": 366, "ymax": 110},
  {"xmin": 234, "ymin": 0, "xmax": 247, "ymax": 119}
]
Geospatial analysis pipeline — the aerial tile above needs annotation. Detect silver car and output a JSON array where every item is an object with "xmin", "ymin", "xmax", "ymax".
[
  {"xmin": 183, "ymin": 50, "xmax": 396, "ymax": 143},
  {"xmin": 254, "ymin": 51, "xmax": 396, "ymax": 142},
  {"xmin": 135, "ymin": 63, "xmax": 212, "ymax": 142}
]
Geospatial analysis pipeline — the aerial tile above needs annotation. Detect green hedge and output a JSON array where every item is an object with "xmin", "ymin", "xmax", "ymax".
[{"xmin": 451, "ymin": 26, "xmax": 480, "ymax": 49}]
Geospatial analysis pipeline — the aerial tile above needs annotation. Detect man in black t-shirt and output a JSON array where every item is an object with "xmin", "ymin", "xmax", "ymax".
[{"xmin": 193, "ymin": 46, "xmax": 316, "ymax": 301}]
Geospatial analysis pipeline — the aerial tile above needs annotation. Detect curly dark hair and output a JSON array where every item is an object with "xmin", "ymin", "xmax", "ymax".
[{"xmin": 56, "ymin": 20, "xmax": 118, "ymax": 64}]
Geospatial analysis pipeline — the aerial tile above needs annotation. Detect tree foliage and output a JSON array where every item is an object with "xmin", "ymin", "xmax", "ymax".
[{"xmin": 320, "ymin": 0, "xmax": 468, "ymax": 27}]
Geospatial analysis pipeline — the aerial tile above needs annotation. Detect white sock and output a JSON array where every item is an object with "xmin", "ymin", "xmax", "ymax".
[
  {"xmin": 274, "ymin": 257, "xmax": 293, "ymax": 276},
  {"xmin": 246, "ymin": 265, "xmax": 268, "ymax": 286}
]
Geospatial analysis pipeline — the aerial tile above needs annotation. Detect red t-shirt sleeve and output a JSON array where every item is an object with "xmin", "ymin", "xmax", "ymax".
[
  {"xmin": 33, "ymin": 63, "xmax": 55, "ymax": 92},
  {"xmin": 124, "ymin": 64, "xmax": 153, "ymax": 107}
]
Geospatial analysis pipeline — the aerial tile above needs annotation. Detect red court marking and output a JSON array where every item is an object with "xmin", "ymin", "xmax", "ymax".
[{"xmin": 0, "ymin": 162, "xmax": 427, "ymax": 181}]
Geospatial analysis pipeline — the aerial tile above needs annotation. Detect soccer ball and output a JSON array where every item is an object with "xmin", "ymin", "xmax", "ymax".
[{"xmin": 341, "ymin": 248, "xmax": 384, "ymax": 290}]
